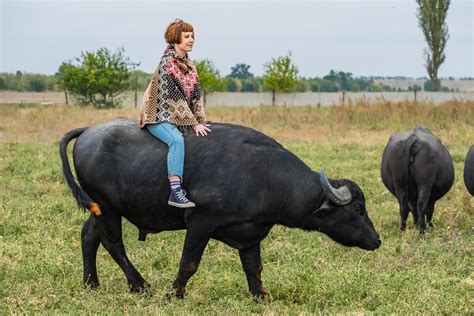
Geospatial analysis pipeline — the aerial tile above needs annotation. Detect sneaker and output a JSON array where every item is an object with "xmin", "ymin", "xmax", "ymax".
[{"xmin": 168, "ymin": 188, "xmax": 196, "ymax": 208}]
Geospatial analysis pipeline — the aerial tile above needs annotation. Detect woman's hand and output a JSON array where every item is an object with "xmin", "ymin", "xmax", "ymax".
[{"xmin": 193, "ymin": 123, "xmax": 212, "ymax": 136}]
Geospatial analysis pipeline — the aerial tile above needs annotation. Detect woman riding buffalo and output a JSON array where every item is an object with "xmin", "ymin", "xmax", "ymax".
[{"xmin": 139, "ymin": 19, "xmax": 211, "ymax": 208}]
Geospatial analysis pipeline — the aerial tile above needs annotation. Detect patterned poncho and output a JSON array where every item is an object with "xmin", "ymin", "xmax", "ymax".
[{"xmin": 139, "ymin": 45, "xmax": 206, "ymax": 128}]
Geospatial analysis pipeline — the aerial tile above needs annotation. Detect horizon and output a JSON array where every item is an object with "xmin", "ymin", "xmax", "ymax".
[{"xmin": 1, "ymin": 0, "xmax": 473, "ymax": 78}]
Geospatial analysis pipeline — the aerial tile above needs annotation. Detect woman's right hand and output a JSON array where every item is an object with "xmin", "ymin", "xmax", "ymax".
[{"xmin": 193, "ymin": 124, "xmax": 212, "ymax": 136}]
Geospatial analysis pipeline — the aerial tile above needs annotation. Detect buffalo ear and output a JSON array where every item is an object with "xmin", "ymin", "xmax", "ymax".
[{"xmin": 312, "ymin": 199, "xmax": 334, "ymax": 218}]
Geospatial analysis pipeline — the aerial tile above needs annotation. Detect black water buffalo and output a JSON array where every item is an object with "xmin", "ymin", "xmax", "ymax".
[
  {"xmin": 465, "ymin": 146, "xmax": 474, "ymax": 196},
  {"xmin": 381, "ymin": 127, "xmax": 454, "ymax": 234},
  {"xmin": 60, "ymin": 118, "xmax": 381, "ymax": 298}
]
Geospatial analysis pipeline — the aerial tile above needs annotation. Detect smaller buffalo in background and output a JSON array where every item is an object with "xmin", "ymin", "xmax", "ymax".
[
  {"xmin": 464, "ymin": 146, "xmax": 474, "ymax": 196},
  {"xmin": 381, "ymin": 127, "xmax": 454, "ymax": 234}
]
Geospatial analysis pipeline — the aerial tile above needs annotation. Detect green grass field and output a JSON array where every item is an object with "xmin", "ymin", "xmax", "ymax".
[{"xmin": 0, "ymin": 102, "xmax": 473, "ymax": 314}]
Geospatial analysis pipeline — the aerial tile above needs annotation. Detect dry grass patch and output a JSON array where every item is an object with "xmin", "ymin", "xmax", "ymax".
[{"xmin": 1, "ymin": 100, "xmax": 472, "ymax": 146}]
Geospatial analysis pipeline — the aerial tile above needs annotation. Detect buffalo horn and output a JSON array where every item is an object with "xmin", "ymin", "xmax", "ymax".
[{"xmin": 319, "ymin": 169, "xmax": 352, "ymax": 206}]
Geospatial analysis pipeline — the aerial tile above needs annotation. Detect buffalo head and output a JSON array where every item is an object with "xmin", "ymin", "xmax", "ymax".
[{"xmin": 311, "ymin": 170, "xmax": 381, "ymax": 250}]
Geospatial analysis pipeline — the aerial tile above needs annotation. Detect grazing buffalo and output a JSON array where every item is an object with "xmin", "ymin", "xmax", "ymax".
[
  {"xmin": 60, "ymin": 118, "xmax": 381, "ymax": 298},
  {"xmin": 464, "ymin": 146, "xmax": 474, "ymax": 196},
  {"xmin": 381, "ymin": 127, "xmax": 454, "ymax": 234}
]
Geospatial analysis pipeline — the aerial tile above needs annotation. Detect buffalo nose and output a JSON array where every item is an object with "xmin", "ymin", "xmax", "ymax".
[{"xmin": 377, "ymin": 239, "xmax": 382, "ymax": 247}]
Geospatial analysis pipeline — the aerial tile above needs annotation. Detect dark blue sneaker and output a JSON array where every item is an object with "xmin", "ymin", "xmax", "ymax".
[{"xmin": 168, "ymin": 188, "xmax": 196, "ymax": 208}]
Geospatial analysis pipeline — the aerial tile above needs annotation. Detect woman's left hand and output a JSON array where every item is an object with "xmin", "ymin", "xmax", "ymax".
[{"xmin": 193, "ymin": 123, "xmax": 212, "ymax": 136}]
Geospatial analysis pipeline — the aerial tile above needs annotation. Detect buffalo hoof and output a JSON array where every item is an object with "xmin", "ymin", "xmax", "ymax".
[
  {"xmin": 419, "ymin": 229, "xmax": 427, "ymax": 235},
  {"xmin": 252, "ymin": 294, "xmax": 265, "ymax": 302},
  {"xmin": 84, "ymin": 279, "xmax": 100, "ymax": 289},
  {"xmin": 84, "ymin": 274, "xmax": 100, "ymax": 289},
  {"xmin": 129, "ymin": 280, "xmax": 150, "ymax": 293},
  {"xmin": 400, "ymin": 223, "xmax": 407, "ymax": 231},
  {"xmin": 428, "ymin": 221, "xmax": 434, "ymax": 228},
  {"xmin": 166, "ymin": 286, "xmax": 185, "ymax": 300},
  {"xmin": 252, "ymin": 287, "xmax": 268, "ymax": 301}
]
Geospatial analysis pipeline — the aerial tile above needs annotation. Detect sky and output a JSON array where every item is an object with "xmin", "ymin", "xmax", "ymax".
[{"xmin": 1, "ymin": 0, "xmax": 473, "ymax": 78}]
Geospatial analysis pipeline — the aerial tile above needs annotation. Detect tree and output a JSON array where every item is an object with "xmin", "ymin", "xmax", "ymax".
[
  {"xmin": 241, "ymin": 78, "xmax": 261, "ymax": 92},
  {"xmin": 318, "ymin": 79, "xmax": 339, "ymax": 92},
  {"xmin": 56, "ymin": 47, "xmax": 138, "ymax": 108},
  {"xmin": 309, "ymin": 80, "xmax": 320, "ymax": 92},
  {"xmin": 408, "ymin": 84, "xmax": 422, "ymax": 92},
  {"xmin": 295, "ymin": 80, "xmax": 310, "ymax": 92},
  {"xmin": 226, "ymin": 77, "xmax": 242, "ymax": 92},
  {"xmin": 351, "ymin": 82, "xmax": 360, "ymax": 92},
  {"xmin": 416, "ymin": 0, "xmax": 450, "ymax": 91},
  {"xmin": 229, "ymin": 63, "xmax": 253, "ymax": 79},
  {"xmin": 323, "ymin": 70, "xmax": 353, "ymax": 91},
  {"xmin": 194, "ymin": 59, "xmax": 225, "ymax": 105},
  {"xmin": 28, "ymin": 79, "xmax": 45, "ymax": 92},
  {"xmin": 262, "ymin": 53, "xmax": 298, "ymax": 106},
  {"xmin": 368, "ymin": 82, "xmax": 384, "ymax": 92},
  {"xmin": 424, "ymin": 79, "xmax": 447, "ymax": 91}
]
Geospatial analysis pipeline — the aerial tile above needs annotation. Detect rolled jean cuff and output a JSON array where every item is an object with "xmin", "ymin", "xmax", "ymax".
[{"xmin": 168, "ymin": 173, "xmax": 183, "ymax": 179}]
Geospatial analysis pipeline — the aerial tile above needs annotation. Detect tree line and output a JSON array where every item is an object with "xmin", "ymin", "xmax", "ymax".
[
  {"xmin": 0, "ymin": 51, "xmax": 459, "ymax": 109},
  {"xmin": 0, "ymin": 71, "xmax": 57, "ymax": 92},
  {"xmin": 0, "ymin": 64, "xmax": 461, "ymax": 95},
  {"xmin": 1, "ymin": 67, "xmax": 468, "ymax": 95}
]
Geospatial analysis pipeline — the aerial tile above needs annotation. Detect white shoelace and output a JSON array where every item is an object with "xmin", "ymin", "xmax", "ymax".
[{"xmin": 175, "ymin": 190, "xmax": 188, "ymax": 202}]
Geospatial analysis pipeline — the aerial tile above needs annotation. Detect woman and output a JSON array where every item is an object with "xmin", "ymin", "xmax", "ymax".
[{"xmin": 140, "ymin": 19, "xmax": 211, "ymax": 208}]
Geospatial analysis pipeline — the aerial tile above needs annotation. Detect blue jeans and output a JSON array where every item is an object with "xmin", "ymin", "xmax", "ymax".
[{"xmin": 147, "ymin": 123, "xmax": 184, "ymax": 179}]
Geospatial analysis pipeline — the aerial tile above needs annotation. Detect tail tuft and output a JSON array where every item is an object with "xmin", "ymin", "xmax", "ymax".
[{"xmin": 87, "ymin": 202, "xmax": 102, "ymax": 216}]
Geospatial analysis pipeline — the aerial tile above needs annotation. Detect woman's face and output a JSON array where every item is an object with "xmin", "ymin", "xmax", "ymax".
[{"xmin": 174, "ymin": 32, "xmax": 194, "ymax": 55}]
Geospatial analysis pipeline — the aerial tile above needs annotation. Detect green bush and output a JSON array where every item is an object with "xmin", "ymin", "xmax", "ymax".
[{"xmin": 56, "ymin": 47, "xmax": 138, "ymax": 108}]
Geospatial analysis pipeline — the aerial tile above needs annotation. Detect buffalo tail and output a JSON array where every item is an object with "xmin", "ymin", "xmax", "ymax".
[
  {"xmin": 394, "ymin": 133, "xmax": 418, "ymax": 206},
  {"xmin": 59, "ymin": 127, "xmax": 101, "ymax": 216}
]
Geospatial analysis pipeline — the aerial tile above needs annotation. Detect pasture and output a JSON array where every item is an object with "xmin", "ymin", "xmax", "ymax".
[{"xmin": 0, "ymin": 101, "xmax": 473, "ymax": 314}]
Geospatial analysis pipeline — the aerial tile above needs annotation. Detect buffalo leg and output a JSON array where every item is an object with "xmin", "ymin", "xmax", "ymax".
[
  {"xmin": 409, "ymin": 201, "xmax": 419, "ymax": 227},
  {"xmin": 239, "ymin": 242, "xmax": 267, "ymax": 298},
  {"xmin": 97, "ymin": 212, "xmax": 147, "ymax": 292},
  {"xmin": 412, "ymin": 209, "xmax": 419, "ymax": 227},
  {"xmin": 399, "ymin": 204, "xmax": 410, "ymax": 231},
  {"xmin": 426, "ymin": 201, "xmax": 435, "ymax": 227},
  {"xmin": 81, "ymin": 216, "xmax": 101, "ymax": 288},
  {"xmin": 416, "ymin": 190, "xmax": 430, "ymax": 234},
  {"xmin": 397, "ymin": 194, "xmax": 409, "ymax": 231},
  {"xmin": 172, "ymin": 230, "xmax": 210, "ymax": 298}
]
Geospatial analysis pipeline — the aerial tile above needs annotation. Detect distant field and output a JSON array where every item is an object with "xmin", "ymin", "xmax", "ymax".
[
  {"xmin": 374, "ymin": 79, "xmax": 474, "ymax": 92},
  {"xmin": 0, "ymin": 101, "xmax": 473, "ymax": 314}
]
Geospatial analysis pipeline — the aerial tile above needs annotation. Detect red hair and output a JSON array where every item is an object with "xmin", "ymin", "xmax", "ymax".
[{"xmin": 164, "ymin": 19, "xmax": 194, "ymax": 44}]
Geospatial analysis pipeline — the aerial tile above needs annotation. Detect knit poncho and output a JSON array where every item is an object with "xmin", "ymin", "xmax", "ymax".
[{"xmin": 139, "ymin": 46, "xmax": 206, "ymax": 128}]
